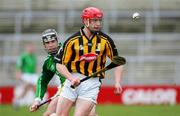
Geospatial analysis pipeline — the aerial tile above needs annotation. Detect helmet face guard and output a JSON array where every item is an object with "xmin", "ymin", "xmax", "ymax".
[
  {"xmin": 42, "ymin": 33, "xmax": 57, "ymax": 43},
  {"xmin": 42, "ymin": 29, "xmax": 59, "ymax": 55}
]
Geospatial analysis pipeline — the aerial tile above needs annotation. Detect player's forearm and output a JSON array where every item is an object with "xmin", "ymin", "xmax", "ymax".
[
  {"xmin": 56, "ymin": 63, "xmax": 74, "ymax": 82},
  {"xmin": 114, "ymin": 65, "xmax": 123, "ymax": 84}
]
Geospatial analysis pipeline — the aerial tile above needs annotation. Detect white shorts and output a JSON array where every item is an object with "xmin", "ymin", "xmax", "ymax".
[
  {"xmin": 21, "ymin": 73, "xmax": 38, "ymax": 85},
  {"xmin": 60, "ymin": 73, "xmax": 101, "ymax": 104}
]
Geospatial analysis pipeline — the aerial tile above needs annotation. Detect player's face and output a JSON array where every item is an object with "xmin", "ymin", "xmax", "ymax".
[
  {"xmin": 85, "ymin": 18, "xmax": 103, "ymax": 32},
  {"xmin": 26, "ymin": 44, "xmax": 35, "ymax": 54},
  {"xmin": 44, "ymin": 39, "xmax": 58, "ymax": 54}
]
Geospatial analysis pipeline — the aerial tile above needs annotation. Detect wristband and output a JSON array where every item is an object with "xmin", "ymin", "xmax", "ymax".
[{"xmin": 34, "ymin": 97, "xmax": 41, "ymax": 103}]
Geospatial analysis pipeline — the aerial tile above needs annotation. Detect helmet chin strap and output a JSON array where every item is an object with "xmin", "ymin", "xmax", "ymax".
[
  {"xmin": 84, "ymin": 20, "xmax": 98, "ymax": 37},
  {"xmin": 84, "ymin": 20, "xmax": 90, "ymax": 31},
  {"xmin": 84, "ymin": 21, "xmax": 92, "ymax": 38}
]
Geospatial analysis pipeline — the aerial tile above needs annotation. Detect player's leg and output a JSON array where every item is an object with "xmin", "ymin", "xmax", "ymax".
[
  {"xmin": 56, "ymin": 80, "xmax": 77, "ymax": 116},
  {"xmin": 43, "ymin": 85, "xmax": 63, "ymax": 116},
  {"xmin": 43, "ymin": 96, "xmax": 58, "ymax": 116},
  {"xmin": 51, "ymin": 96, "xmax": 97, "ymax": 116},
  {"xmin": 88, "ymin": 105, "xmax": 97, "ymax": 116},
  {"xmin": 16, "ymin": 83, "xmax": 32, "ymax": 99},
  {"xmin": 75, "ymin": 73, "xmax": 101, "ymax": 116},
  {"xmin": 13, "ymin": 83, "xmax": 33, "ymax": 109},
  {"xmin": 17, "ymin": 73, "xmax": 37, "ymax": 99},
  {"xmin": 74, "ymin": 98, "xmax": 95, "ymax": 116},
  {"xmin": 56, "ymin": 96, "xmax": 74, "ymax": 116}
]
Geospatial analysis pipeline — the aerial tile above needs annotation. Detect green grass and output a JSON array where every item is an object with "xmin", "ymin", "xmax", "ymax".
[
  {"xmin": 96, "ymin": 105, "xmax": 180, "ymax": 116},
  {"xmin": 0, "ymin": 104, "xmax": 180, "ymax": 116}
]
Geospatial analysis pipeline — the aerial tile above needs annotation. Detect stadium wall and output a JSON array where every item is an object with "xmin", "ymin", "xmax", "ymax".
[{"xmin": 0, "ymin": 85, "xmax": 180, "ymax": 105}]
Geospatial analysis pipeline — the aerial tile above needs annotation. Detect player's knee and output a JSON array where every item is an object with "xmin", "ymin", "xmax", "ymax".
[
  {"xmin": 88, "ymin": 108, "xmax": 96, "ymax": 116},
  {"xmin": 43, "ymin": 111, "xmax": 52, "ymax": 116},
  {"xmin": 74, "ymin": 111, "xmax": 90, "ymax": 116},
  {"xmin": 88, "ymin": 112, "xmax": 98, "ymax": 116},
  {"xmin": 49, "ymin": 113, "xmax": 56, "ymax": 116},
  {"xmin": 56, "ymin": 110, "xmax": 68, "ymax": 116},
  {"xmin": 75, "ymin": 112, "xmax": 97, "ymax": 116},
  {"xmin": 88, "ymin": 113, "xmax": 95, "ymax": 116},
  {"xmin": 43, "ymin": 112, "xmax": 48, "ymax": 116}
]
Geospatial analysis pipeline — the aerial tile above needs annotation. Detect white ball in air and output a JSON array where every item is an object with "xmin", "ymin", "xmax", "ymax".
[{"xmin": 132, "ymin": 12, "xmax": 140, "ymax": 20}]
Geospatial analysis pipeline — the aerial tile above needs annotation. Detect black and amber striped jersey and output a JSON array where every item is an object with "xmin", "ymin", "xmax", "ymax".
[{"xmin": 57, "ymin": 27, "xmax": 118, "ymax": 78}]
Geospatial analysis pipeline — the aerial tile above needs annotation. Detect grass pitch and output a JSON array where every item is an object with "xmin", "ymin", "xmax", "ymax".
[{"xmin": 0, "ymin": 104, "xmax": 180, "ymax": 116}]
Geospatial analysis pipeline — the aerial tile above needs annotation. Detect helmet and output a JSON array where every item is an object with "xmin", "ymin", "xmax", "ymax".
[
  {"xmin": 81, "ymin": 7, "xmax": 103, "ymax": 19},
  {"xmin": 42, "ymin": 29, "xmax": 59, "ymax": 55},
  {"xmin": 42, "ymin": 29, "xmax": 58, "ymax": 43}
]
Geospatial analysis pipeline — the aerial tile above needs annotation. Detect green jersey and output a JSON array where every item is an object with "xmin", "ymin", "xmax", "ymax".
[
  {"xmin": 16, "ymin": 52, "xmax": 37, "ymax": 73},
  {"xmin": 35, "ymin": 54, "xmax": 66, "ymax": 100}
]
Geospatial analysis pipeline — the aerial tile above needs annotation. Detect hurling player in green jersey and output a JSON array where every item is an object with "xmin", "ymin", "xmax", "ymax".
[
  {"xmin": 14, "ymin": 42, "xmax": 38, "ymax": 106},
  {"xmin": 30, "ymin": 29, "xmax": 66, "ymax": 115}
]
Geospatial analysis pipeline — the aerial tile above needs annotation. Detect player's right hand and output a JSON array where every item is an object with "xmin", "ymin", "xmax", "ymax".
[
  {"xmin": 70, "ymin": 77, "xmax": 80, "ymax": 87},
  {"xmin": 29, "ymin": 101, "xmax": 40, "ymax": 112}
]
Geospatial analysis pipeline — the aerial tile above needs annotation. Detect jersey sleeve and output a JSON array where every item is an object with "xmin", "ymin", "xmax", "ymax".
[
  {"xmin": 106, "ymin": 36, "xmax": 118, "ymax": 60},
  {"xmin": 35, "ymin": 61, "xmax": 55, "ymax": 100},
  {"xmin": 61, "ymin": 40, "xmax": 74, "ymax": 65},
  {"xmin": 54, "ymin": 44, "xmax": 63, "ymax": 64}
]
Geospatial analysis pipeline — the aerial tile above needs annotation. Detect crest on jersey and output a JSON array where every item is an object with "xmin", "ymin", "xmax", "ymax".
[
  {"xmin": 79, "ymin": 45, "xmax": 84, "ymax": 50},
  {"xmin": 79, "ymin": 53, "xmax": 98, "ymax": 62}
]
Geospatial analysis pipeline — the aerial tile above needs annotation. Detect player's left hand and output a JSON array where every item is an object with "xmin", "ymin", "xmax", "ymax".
[
  {"xmin": 114, "ymin": 83, "xmax": 122, "ymax": 95},
  {"xmin": 29, "ymin": 101, "xmax": 40, "ymax": 112}
]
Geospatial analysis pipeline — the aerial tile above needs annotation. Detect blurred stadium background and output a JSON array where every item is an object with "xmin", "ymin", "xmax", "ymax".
[{"xmin": 0, "ymin": 0, "xmax": 180, "ymax": 115}]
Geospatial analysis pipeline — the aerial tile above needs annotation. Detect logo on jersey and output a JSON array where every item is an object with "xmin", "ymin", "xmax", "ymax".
[{"xmin": 79, "ymin": 53, "xmax": 98, "ymax": 62}]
